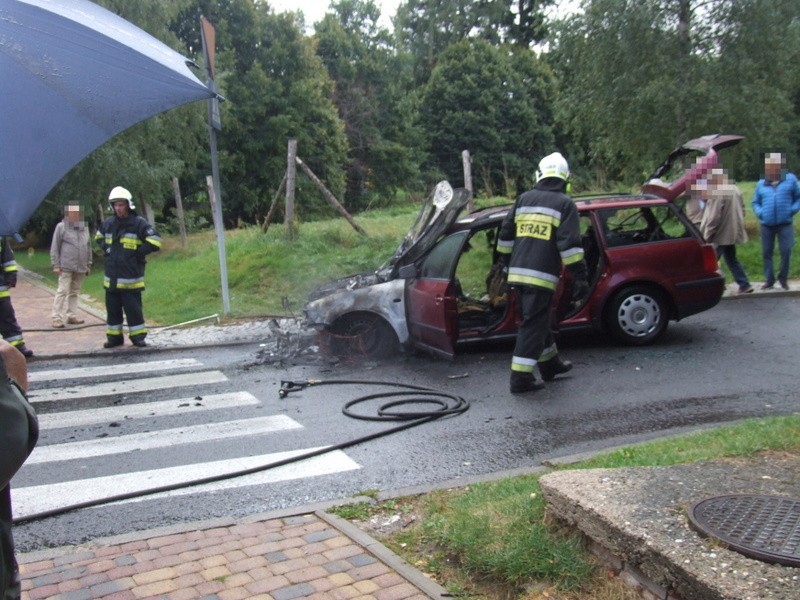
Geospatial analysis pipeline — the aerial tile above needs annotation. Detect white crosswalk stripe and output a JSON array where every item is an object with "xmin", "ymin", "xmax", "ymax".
[
  {"xmin": 13, "ymin": 448, "xmax": 359, "ymax": 519},
  {"xmin": 37, "ymin": 391, "xmax": 260, "ymax": 430},
  {"xmin": 27, "ymin": 415, "xmax": 303, "ymax": 464},
  {"xmin": 28, "ymin": 358, "xmax": 204, "ymax": 383},
  {"xmin": 15, "ymin": 358, "xmax": 360, "ymax": 521},
  {"xmin": 28, "ymin": 370, "xmax": 229, "ymax": 403}
]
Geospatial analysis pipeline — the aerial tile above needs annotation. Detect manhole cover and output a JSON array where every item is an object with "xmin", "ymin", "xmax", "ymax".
[{"xmin": 688, "ymin": 494, "xmax": 800, "ymax": 567}]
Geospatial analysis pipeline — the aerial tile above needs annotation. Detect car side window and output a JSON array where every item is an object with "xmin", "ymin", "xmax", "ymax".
[
  {"xmin": 600, "ymin": 205, "xmax": 690, "ymax": 247},
  {"xmin": 453, "ymin": 228, "xmax": 496, "ymax": 299},
  {"xmin": 419, "ymin": 231, "xmax": 469, "ymax": 279}
]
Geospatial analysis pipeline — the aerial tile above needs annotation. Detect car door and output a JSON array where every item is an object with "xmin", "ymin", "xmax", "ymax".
[{"xmin": 406, "ymin": 231, "xmax": 470, "ymax": 358}]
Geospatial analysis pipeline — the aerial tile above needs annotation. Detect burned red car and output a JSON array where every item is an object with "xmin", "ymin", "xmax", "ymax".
[{"xmin": 304, "ymin": 135, "xmax": 741, "ymax": 357}]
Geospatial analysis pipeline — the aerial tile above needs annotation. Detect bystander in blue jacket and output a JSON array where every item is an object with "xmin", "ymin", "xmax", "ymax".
[{"xmin": 751, "ymin": 152, "xmax": 800, "ymax": 289}]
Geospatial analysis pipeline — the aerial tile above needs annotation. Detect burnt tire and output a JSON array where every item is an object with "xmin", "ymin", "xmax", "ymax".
[
  {"xmin": 605, "ymin": 285, "xmax": 668, "ymax": 346},
  {"xmin": 328, "ymin": 312, "xmax": 399, "ymax": 358}
]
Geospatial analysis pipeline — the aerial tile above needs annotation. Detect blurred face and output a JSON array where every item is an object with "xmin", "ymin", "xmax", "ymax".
[
  {"xmin": 111, "ymin": 200, "xmax": 129, "ymax": 218},
  {"xmin": 765, "ymin": 159, "xmax": 782, "ymax": 181},
  {"xmin": 65, "ymin": 205, "xmax": 81, "ymax": 221}
]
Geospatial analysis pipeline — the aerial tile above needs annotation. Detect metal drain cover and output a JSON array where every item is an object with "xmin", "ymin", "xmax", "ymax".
[{"xmin": 688, "ymin": 494, "xmax": 800, "ymax": 567}]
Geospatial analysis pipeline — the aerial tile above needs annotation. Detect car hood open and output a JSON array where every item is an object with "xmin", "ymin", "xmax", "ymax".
[{"xmin": 376, "ymin": 181, "xmax": 472, "ymax": 280}]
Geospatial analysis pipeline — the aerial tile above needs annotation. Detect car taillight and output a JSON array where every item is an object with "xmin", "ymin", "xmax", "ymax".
[{"xmin": 702, "ymin": 245, "xmax": 719, "ymax": 272}]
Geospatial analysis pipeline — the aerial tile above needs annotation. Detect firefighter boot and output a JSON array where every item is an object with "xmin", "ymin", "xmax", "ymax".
[
  {"xmin": 131, "ymin": 336, "xmax": 147, "ymax": 348},
  {"xmin": 510, "ymin": 371, "xmax": 545, "ymax": 394},
  {"xmin": 538, "ymin": 355, "xmax": 573, "ymax": 382},
  {"xmin": 103, "ymin": 336, "xmax": 124, "ymax": 349},
  {"xmin": 16, "ymin": 344, "xmax": 33, "ymax": 358}
]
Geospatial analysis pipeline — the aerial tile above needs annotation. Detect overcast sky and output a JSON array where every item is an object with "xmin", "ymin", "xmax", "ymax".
[{"xmin": 269, "ymin": 0, "xmax": 401, "ymax": 29}]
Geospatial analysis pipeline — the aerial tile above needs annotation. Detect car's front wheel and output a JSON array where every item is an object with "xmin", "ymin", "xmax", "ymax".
[
  {"xmin": 327, "ymin": 312, "xmax": 399, "ymax": 358},
  {"xmin": 605, "ymin": 285, "xmax": 668, "ymax": 345}
]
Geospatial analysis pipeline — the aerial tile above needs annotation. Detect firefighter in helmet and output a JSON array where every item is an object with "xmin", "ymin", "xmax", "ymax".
[
  {"xmin": 95, "ymin": 187, "xmax": 162, "ymax": 348},
  {"xmin": 498, "ymin": 152, "xmax": 589, "ymax": 393}
]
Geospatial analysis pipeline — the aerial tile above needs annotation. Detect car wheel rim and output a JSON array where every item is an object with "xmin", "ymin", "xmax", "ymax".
[{"xmin": 617, "ymin": 293, "xmax": 661, "ymax": 338}]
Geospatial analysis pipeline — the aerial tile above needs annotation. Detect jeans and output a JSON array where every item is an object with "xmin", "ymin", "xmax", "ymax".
[
  {"xmin": 716, "ymin": 245, "xmax": 751, "ymax": 290},
  {"xmin": 760, "ymin": 223, "xmax": 795, "ymax": 284}
]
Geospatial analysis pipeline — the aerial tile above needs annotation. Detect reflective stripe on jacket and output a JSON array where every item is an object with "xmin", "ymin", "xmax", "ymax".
[
  {"xmin": 95, "ymin": 213, "xmax": 161, "ymax": 291},
  {"xmin": 498, "ymin": 181, "xmax": 584, "ymax": 291}
]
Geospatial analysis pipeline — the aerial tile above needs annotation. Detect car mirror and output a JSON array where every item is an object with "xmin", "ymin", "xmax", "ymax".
[{"xmin": 398, "ymin": 264, "xmax": 417, "ymax": 279}]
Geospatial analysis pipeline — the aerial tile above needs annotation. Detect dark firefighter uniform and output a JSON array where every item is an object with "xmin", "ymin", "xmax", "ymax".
[
  {"xmin": 95, "ymin": 209, "xmax": 161, "ymax": 347},
  {"xmin": 498, "ymin": 160, "xmax": 588, "ymax": 393},
  {"xmin": 0, "ymin": 239, "xmax": 32, "ymax": 358}
]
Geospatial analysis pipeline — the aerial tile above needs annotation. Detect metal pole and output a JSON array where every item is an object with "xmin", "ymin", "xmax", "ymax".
[
  {"xmin": 200, "ymin": 16, "xmax": 230, "ymax": 316},
  {"xmin": 207, "ymin": 117, "xmax": 230, "ymax": 315}
]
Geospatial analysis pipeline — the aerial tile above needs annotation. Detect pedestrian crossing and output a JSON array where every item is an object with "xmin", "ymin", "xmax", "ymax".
[{"xmin": 13, "ymin": 357, "xmax": 361, "ymax": 522}]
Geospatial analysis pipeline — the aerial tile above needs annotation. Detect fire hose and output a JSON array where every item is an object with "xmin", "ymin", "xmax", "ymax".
[{"xmin": 14, "ymin": 379, "xmax": 469, "ymax": 524}]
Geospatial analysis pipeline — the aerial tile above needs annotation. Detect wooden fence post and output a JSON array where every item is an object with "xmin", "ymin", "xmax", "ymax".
[
  {"xmin": 262, "ymin": 173, "xmax": 287, "ymax": 233},
  {"xmin": 171, "ymin": 176, "xmax": 187, "ymax": 247},
  {"xmin": 285, "ymin": 139, "xmax": 297, "ymax": 239},
  {"xmin": 295, "ymin": 157, "xmax": 367, "ymax": 236}
]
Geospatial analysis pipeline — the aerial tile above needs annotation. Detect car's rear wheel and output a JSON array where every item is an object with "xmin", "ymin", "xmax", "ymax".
[
  {"xmin": 605, "ymin": 285, "xmax": 668, "ymax": 345},
  {"xmin": 327, "ymin": 312, "xmax": 399, "ymax": 358}
]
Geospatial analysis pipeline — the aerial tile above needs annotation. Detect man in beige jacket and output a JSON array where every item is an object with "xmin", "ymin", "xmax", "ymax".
[
  {"xmin": 50, "ymin": 203, "xmax": 92, "ymax": 328},
  {"xmin": 701, "ymin": 169, "xmax": 753, "ymax": 294}
]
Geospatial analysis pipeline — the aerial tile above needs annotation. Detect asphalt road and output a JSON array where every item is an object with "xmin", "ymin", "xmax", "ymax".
[{"xmin": 12, "ymin": 295, "xmax": 798, "ymax": 551}]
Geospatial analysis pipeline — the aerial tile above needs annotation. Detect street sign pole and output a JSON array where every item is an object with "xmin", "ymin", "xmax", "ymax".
[{"xmin": 200, "ymin": 16, "xmax": 230, "ymax": 316}]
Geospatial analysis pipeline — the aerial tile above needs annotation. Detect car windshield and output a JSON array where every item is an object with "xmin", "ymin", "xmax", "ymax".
[{"xmin": 376, "ymin": 182, "xmax": 471, "ymax": 279}]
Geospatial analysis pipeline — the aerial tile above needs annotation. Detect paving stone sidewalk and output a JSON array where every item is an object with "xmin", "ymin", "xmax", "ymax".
[{"xmin": 19, "ymin": 511, "xmax": 444, "ymax": 600}]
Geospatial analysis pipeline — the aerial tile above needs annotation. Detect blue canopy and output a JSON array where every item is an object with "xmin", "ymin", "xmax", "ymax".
[{"xmin": 0, "ymin": 0, "xmax": 217, "ymax": 236}]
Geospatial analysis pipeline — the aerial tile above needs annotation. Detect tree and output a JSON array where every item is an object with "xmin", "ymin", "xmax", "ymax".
[
  {"xmin": 395, "ymin": 0, "xmax": 511, "ymax": 85},
  {"xmin": 315, "ymin": 1, "xmax": 425, "ymax": 209},
  {"xmin": 172, "ymin": 0, "xmax": 350, "ymax": 225},
  {"xmin": 419, "ymin": 39, "xmax": 555, "ymax": 196},
  {"xmin": 549, "ymin": 0, "xmax": 800, "ymax": 185}
]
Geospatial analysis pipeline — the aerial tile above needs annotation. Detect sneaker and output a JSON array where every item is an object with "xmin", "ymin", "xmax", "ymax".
[
  {"xmin": 737, "ymin": 286, "xmax": 754, "ymax": 294},
  {"xmin": 66, "ymin": 316, "xmax": 85, "ymax": 325},
  {"xmin": 761, "ymin": 282, "xmax": 774, "ymax": 290},
  {"xmin": 779, "ymin": 280, "xmax": 789, "ymax": 290},
  {"xmin": 52, "ymin": 319, "xmax": 65, "ymax": 328},
  {"xmin": 103, "ymin": 338, "xmax": 124, "ymax": 349}
]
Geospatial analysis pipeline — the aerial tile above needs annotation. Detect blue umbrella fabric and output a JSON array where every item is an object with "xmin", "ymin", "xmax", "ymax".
[{"xmin": 0, "ymin": 0, "xmax": 216, "ymax": 236}]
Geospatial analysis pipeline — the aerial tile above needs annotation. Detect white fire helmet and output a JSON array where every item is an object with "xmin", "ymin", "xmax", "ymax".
[
  {"xmin": 536, "ymin": 152, "xmax": 570, "ymax": 182},
  {"xmin": 108, "ymin": 186, "xmax": 135, "ymax": 210}
]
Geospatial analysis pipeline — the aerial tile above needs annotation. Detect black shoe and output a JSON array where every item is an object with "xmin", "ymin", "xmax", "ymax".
[
  {"xmin": 779, "ymin": 280, "xmax": 789, "ymax": 290},
  {"xmin": 103, "ymin": 338, "xmax": 124, "ymax": 348},
  {"xmin": 761, "ymin": 282, "xmax": 774, "ymax": 290},
  {"xmin": 131, "ymin": 339, "xmax": 147, "ymax": 348},
  {"xmin": 510, "ymin": 372, "xmax": 545, "ymax": 394},
  {"xmin": 16, "ymin": 344, "xmax": 33, "ymax": 358},
  {"xmin": 538, "ymin": 356, "xmax": 573, "ymax": 382}
]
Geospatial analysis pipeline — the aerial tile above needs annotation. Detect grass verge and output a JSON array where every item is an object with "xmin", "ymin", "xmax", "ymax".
[{"xmin": 330, "ymin": 414, "xmax": 800, "ymax": 599}]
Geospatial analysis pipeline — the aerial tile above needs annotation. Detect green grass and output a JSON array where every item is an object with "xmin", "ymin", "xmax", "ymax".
[
  {"xmin": 16, "ymin": 182, "xmax": 798, "ymax": 326},
  {"xmin": 17, "ymin": 207, "xmax": 421, "ymax": 325},
  {"xmin": 356, "ymin": 414, "xmax": 800, "ymax": 598}
]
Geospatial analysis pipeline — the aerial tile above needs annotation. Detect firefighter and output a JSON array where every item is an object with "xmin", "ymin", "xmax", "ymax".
[
  {"xmin": 95, "ymin": 187, "xmax": 162, "ymax": 348},
  {"xmin": 498, "ymin": 152, "xmax": 589, "ymax": 394},
  {"xmin": 0, "ymin": 239, "xmax": 33, "ymax": 358}
]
